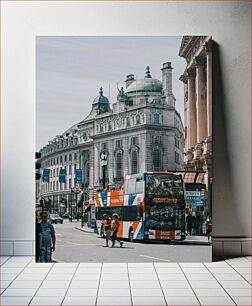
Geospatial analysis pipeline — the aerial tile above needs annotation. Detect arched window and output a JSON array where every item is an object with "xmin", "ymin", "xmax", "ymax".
[
  {"xmin": 154, "ymin": 113, "xmax": 160, "ymax": 124},
  {"xmin": 153, "ymin": 149, "xmax": 162, "ymax": 171},
  {"xmin": 136, "ymin": 114, "xmax": 140, "ymax": 124},
  {"xmin": 116, "ymin": 152, "xmax": 123, "ymax": 179},
  {"xmin": 131, "ymin": 150, "xmax": 138, "ymax": 174}
]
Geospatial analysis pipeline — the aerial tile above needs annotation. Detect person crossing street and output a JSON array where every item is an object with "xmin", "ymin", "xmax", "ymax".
[{"xmin": 110, "ymin": 213, "xmax": 123, "ymax": 248}]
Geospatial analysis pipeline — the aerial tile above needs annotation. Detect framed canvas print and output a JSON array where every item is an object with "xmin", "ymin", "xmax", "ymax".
[{"xmin": 35, "ymin": 36, "xmax": 212, "ymax": 263}]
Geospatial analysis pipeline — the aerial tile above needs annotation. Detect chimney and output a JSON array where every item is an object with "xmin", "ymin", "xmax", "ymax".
[
  {"xmin": 125, "ymin": 74, "xmax": 135, "ymax": 88},
  {"xmin": 161, "ymin": 62, "xmax": 175, "ymax": 107}
]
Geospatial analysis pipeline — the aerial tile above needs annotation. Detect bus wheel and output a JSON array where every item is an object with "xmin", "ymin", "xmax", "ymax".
[{"xmin": 128, "ymin": 229, "xmax": 134, "ymax": 242}]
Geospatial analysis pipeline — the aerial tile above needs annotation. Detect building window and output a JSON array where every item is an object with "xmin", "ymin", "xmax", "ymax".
[
  {"xmin": 116, "ymin": 139, "xmax": 122, "ymax": 148},
  {"xmin": 100, "ymin": 124, "xmax": 103, "ymax": 132},
  {"xmin": 131, "ymin": 137, "xmax": 138, "ymax": 146},
  {"xmin": 131, "ymin": 151, "xmax": 138, "ymax": 174},
  {"xmin": 153, "ymin": 149, "xmax": 162, "ymax": 171},
  {"xmin": 154, "ymin": 113, "xmax": 160, "ymax": 124},
  {"xmin": 116, "ymin": 152, "xmax": 123, "ymax": 179},
  {"xmin": 74, "ymin": 152, "xmax": 77, "ymax": 160},
  {"xmin": 152, "ymin": 135, "xmax": 161, "ymax": 144},
  {"xmin": 127, "ymin": 117, "xmax": 131, "ymax": 127},
  {"xmin": 101, "ymin": 142, "xmax": 107, "ymax": 151},
  {"xmin": 108, "ymin": 122, "xmax": 112, "ymax": 131},
  {"xmin": 69, "ymin": 165, "xmax": 72, "ymax": 174},
  {"xmin": 175, "ymin": 151, "xmax": 180, "ymax": 163},
  {"xmin": 69, "ymin": 178, "xmax": 72, "ymax": 189},
  {"xmin": 64, "ymin": 155, "xmax": 67, "ymax": 162},
  {"xmin": 175, "ymin": 137, "xmax": 179, "ymax": 148},
  {"xmin": 53, "ymin": 181, "xmax": 55, "ymax": 191},
  {"xmin": 136, "ymin": 114, "xmax": 140, "ymax": 124},
  {"xmin": 60, "ymin": 156, "xmax": 63, "ymax": 163},
  {"xmin": 56, "ymin": 181, "xmax": 58, "ymax": 191},
  {"xmin": 69, "ymin": 154, "xmax": 72, "ymax": 161}
]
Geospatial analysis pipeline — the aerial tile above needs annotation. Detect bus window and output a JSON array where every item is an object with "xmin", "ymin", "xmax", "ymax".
[
  {"xmin": 125, "ymin": 178, "xmax": 136, "ymax": 195},
  {"xmin": 96, "ymin": 207, "xmax": 111, "ymax": 220},
  {"xmin": 123, "ymin": 206, "xmax": 138, "ymax": 221},
  {"xmin": 111, "ymin": 207, "xmax": 123, "ymax": 220},
  {"xmin": 135, "ymin": 177, "xmax": 144, "ymax": 194}
]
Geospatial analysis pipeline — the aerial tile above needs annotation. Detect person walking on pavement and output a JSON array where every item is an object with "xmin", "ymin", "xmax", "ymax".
[
  {"xmin": 186, "ymin": 212, "xmax": 193, "ymax": 235},
  {"xmin": 40, "ymin": 211, "xmax": 56, "ymax": 262},
  {"xmin": 35, "ymin": 212, "xmax": 42, "ymax": 262},
  {"xmin": 103, "ymin": 214, "xmax": 112, "ymax": 247},
  {"xmin": 111, "ymin": 213, "xmax": 123, "ymax": 248},
  {"xmin": 206, "ymin": 216, "xmax": 212, "ymax": 241}
]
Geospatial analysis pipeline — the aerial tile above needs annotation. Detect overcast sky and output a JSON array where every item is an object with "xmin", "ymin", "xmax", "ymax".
[{"xmin": 36, "ymin": 36, "xmax": 186, "ymax": 151}]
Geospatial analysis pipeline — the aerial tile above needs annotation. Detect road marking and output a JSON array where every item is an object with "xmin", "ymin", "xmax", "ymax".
[
  {"xmin": 67, "ymin": 241, "xmax": 81, "ymax": 246},
  {"xmin": 56, "ymin": 243, "xmax": 95, "ymax": 247},
  {"xmin": 139, "ymin": 255, "xmax": 171, "ymax": 262}
]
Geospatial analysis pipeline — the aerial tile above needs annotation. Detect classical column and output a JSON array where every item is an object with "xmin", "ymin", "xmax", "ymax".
[
  {"xmin": 204, "ymin": 41, "xmax": 212, "ymax": 138},
  {"xmin": 187, "ymin": 68, "xmax": 197, "ymax": 148},
  {"xmin": 194, "ymin": 56, "xmax": 207, "ymax": 143}
]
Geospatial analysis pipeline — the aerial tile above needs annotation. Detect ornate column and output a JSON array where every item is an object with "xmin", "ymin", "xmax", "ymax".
[
  {"xmin": 194, "ymin": 56, "xmax": 207, "ymax": 143},
  {"xmin": 204, "ymin": 41, "xmax": 212, "ymax": 139},
  {"xmin": 187, "ymin": 68, "xmax": 197, "ymax": 149}
]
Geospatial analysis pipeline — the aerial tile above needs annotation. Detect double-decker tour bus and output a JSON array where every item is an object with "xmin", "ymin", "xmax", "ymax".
[{"xmin": 95, "ymin": 172, "xmax": 186, "ymax": 241}]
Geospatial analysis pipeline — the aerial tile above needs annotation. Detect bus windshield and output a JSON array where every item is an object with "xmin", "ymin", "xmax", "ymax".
[{"xmin": 145, "ymin": 174, "xmax": 185, "ymax": 230}]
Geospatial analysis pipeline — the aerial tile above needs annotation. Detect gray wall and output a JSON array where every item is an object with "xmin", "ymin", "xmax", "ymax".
[{"xmin": 1, "ymin": 1, "xmax": 250, "ymax": 257}]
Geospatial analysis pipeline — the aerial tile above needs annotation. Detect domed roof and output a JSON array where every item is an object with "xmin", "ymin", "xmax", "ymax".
[
  {"xmin": 93, "ymin": 87, "xmax": 109, "ymax": 104},
  {"xmin": 125, "ymin": 66, "xmax": 162, "ymax": 94}
]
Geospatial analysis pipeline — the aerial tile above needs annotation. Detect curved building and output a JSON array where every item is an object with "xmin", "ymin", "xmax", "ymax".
[{"xmin": 36, "ymin": 63, "xmax": 184, "ymax": 217}]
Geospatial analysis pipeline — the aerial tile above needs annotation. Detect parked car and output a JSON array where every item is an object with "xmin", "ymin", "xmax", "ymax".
[
  {"xmin": 49, "ymin": 214, "xmax": 63, "ymax": 224},
  {"xmin": 61, "ymin": 213, "xmax": 69, "ymax": 219}
]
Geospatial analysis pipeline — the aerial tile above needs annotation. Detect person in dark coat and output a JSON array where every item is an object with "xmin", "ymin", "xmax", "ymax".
[
  {"xmin": 186, "ymin": 212, "xmax": 193, "ymax": 235},
  {"xmin": 35, "ymin": 213, "xmax": 42, "ymax": 262}
]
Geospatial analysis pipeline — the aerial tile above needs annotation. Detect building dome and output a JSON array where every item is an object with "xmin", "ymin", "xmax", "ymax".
[
  {"xmin": 93, "ymin": 87, "xmax": 109, "ymax": 104},
  {"xmin": 125, "ymin": 66, "xmax": 162, "ymax": 94}
]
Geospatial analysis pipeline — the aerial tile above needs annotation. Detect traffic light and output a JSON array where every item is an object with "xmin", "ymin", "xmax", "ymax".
[{"xmin": 35, "ymin": 152, "xmax": 42, "ymax": 180}]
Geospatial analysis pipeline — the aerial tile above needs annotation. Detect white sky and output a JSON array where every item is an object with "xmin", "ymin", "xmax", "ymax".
[{"xmin": 36, "ymin": 36, "xmax": 186, "ymax": 151}]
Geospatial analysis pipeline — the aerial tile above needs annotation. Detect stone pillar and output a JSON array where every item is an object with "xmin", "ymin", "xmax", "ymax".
[
  {"xmin": 187, "ymin": 68, "xmax": 197, "ymax": 148},
  {"xmin": 195, "ymin": 56, "xmax": 207, "ymax": 143},
  {"xmin": 204, "ymin": 41, "xmax": 212, "ymax": 138}
]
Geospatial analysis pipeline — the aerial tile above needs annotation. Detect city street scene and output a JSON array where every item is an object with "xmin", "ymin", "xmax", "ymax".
[{"xmin": 35, "ymin": 36, "xmax": 212, "ymax": 262}]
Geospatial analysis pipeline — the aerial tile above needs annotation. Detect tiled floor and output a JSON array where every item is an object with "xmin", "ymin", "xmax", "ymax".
[{"xmin": 0, "ymin": 256, "xmax": 251, "ymax": 305}]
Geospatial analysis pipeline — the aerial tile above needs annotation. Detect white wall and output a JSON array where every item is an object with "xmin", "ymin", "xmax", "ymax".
[{"xmin": 1, "ymin": 1, "xmax": 250, "ymax": 257}]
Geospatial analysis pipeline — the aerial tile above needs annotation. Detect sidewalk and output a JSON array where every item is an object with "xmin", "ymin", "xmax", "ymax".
[
  {"xmin": 0, "ymin": 256, "xmax": 251, "ymax": 305},
  {"xmin": 75, "ymin": 224, "xmax": 95, "ymax": 234}
]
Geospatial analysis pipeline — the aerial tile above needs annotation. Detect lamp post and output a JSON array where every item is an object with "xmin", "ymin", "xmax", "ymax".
[{"xmin": 70, "ymin": 188, "xmax": 74, "ymax": 222}]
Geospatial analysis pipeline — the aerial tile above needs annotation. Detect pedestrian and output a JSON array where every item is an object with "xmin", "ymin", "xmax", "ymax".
[
  {"xmin": 186, "ymin": 212, "xmax": 193, "ymax": 235},
  {"xmin": 35, "ymin": 212, "xmax": 42, "ymax": 262},
  {"xmin": 100, "ymin": 215, "xmax": 106, "ymax": 238},
  {"xmin": 110, "ymin": 213, "xmax": 123, "ymax": 248},
  {"xmin": 39, "ymin": 211, "xmax": 56, "ymax": 262},
  {"xmin": 206, "ymin": 216, "xmax": 212, "ymax": 241},
  {"xmin": 103, "ymin": 214, "xmax": 112, "ymax": 247},
  {"xmin": 191, "ymin": 212, "xmax": 197, "ymax": 235}
]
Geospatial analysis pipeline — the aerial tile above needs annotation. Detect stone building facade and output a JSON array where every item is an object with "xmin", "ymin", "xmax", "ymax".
[
  {"xmin": 37, "ymin": 63, "xmax": 184, "ymax": 214},
  {"xmin": 179, "ymin": 36, "xmax": 212, "ymax": 213}
]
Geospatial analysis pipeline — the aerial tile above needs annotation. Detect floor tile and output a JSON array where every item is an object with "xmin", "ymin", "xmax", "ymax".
[
  {"xmin": 40, "ymin": 280, "xmax": 71, "ymax": 288},
  {"xmin": 1, "ymin": 288, "xmax": 37, "ymax": 296},
  {"xmin": 50, "ymin": 268, "xmax": 78, "ymax": 274},
  {"xmin": 241, "ymin": 274, "xmax": 252, "ymax": 283},
  {"xmin": 197, "ymin": 296, "xmax": 236, "ymax": 305},
  {"xmin": 101, "ymin": 273, "xmax": 128, "ymax": 281},
  {"xmin": 129, "ymin": 273, "xmax": 157, "ymax": 281},
  {"xmin": 70, "ymin": 280, "xmax": 99, "ymax": 288},
  {"xmin": 165, "ymin": 296, "xmax": 200, "ymax": 305},
  {"xmin": 131, "ymin": 288, "xmax": 163, "ymax": 296},
  {"xmin": 45, "ymin": 273, "xmax": 73, "ymax": 281},
  {"xmin": 75, "ymin": 268, "xmax": 101, "ymax": 273},
  {"xmin": 0, "ymin": 296, "xmax": 32, "ymax": 305},
  {"xmin": 0, "ymin": 288, "xmax": 6, "ymax": 294},
  {"xmin": 2, "ymin": 261, "xmax": 28, "ymax": 268},
  {"xmin": 132, "ymin": 296, "xmax": 166, "ymax": 305},
  {"xmin": 228, "ymin": 262, "xmax": 252, "ymax": 268},
  {"xmin": 8, "ymin": 257, "xmax": 33, "ymax": 262},
  {"xmin": 180, "ymin": 263, "xmax": 205, "ymax": 267},
  {"xmin": 214, "ymin": 273, "xmax": 245, "ymax": 281},
  {"xmin": 62, "ymin": 296, "xmax": 96, "ymax": 305},
  {"xmin": 97, "ymin": 296, "xmax": 132, "ymax": 305},
  {"xmin": 128, "ymin": 267, "xmax": 155, "ymax": 274},
  {"xmin": 1, "ymin": 267, "xmax": 24, "ymax": 274},
  {"xmin": 163, "ymin": 288, "xmax": 195, "ymax": 296},
  {"xmin": 160, "ymin": 280, "xmax": 191, "ymax": 288},
  {"xmin": 232, "ymin": 296, "xmax": 252, "ymax": 305},
  {"xmin": 158, "ymin": 273, "xmax": 186, "ymax": 280},
  {"xmin": 0, "ymin": 257, "xmax": 10, "ymax": 264},
  {"xmin": 130, "ymin": 281, "xmax": 161, "ymax": 289},
  {"xmin": 208, "ymin": 267, "xmax": 236, "ymax": 274},
  {"xmin": 226, "ymin": 257, "xmax": 249, "ymax": 263},
  {"xmin": 225, "ymin": 288, "xmax": 252, "ymax": 296},
  {"xmin": 189, "ymin": 280, "xmax": 222, "ymax": 288},
  {"xmin": 30, "ymin": 296, "xmax": 64, "ymax": 305},
  {"xmin": 185, "ymin": 273, "xmax": 216, "ymax": 281},
  {"xmin": 1, "ymin": 274, "xmax": 18, "ymax": 281},
  {"xmin": 154, "ymin": 263, "xmax": 180, "ymax": 268},
  {"xmin": 98, "ymin": 288, "xmax": 130, "ymax": 297},
  {"xmin": 66, "ymin": 288, "xmax": 98, "ymax": 296},
  {"xmin": 193, "ymin": 288, "xmax": 228, "ymax": 297},
  {"xmin": 99, "ymin": 281, "xmax": 129, "ymax": 288},
  {"xmin": 74, "ymin": 273, "xmax": 100, "ymax": 281},
  {"xmin": 8, "ymin": 280, "xmax": 42, "ymax": 289},
  {"xmin": 102, "ymin": 267, "xmax": 127, "ymax": 273},
  {"xmin": 35, "ymin": 287, "xmax": 68, "ymax": 296},
  {"xmin": 234, "ymin": 267, "xmax": 252, "ymax": 274},
  {"xmin": 204, "ymin": 262, "xmax": 230, "ymax": 268},
  {"xmin": 128, "ymin": 263, "xmax": 154, "ymax": 267},
  {"xmin": 156, "ymin": 267, "xmax": 183, "ymax": 274},
  {"xmin": 219, "ymin": 280, "xmax": 252, "ymax": 288},
  {"xmin": 22, "ymin": 268, "xmax": 50, "ymax": 274},
  {"xmin": 27, "ymin": 262, "xmax": 53, "ymax": 268},
  {"xmin": 0, "ymin": 280, "xmax": 13, "ymax": 288},
  {"xmin": 51, "ymin": 263, "xmax": 78, "ymax": 268},
  {"xmin": 79, "ymin": 263, "xmax": 102, "ymax": 267},
  {"xmin": 182, "ymin": 267, "xmax": 210, "ymax": 274},
  {"xmin": 16, "ymin": 273, "xmax": 46, "ymax": 281}
]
